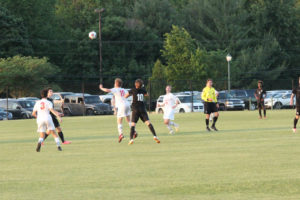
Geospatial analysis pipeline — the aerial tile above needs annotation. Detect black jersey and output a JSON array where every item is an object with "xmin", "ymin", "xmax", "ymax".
[
  {"xmin": 255, "ymin": 88, "xmax": 266, "ymax": 100},
  {"xmin": 47, "ymin": 98, "xmax": 56, "ymax": 118},
  {"xmin": 129, "ymin": 87, "xmax": 147, "ymax": 109},
  {"xmin": 292, "ymin": 85, "xmax": 300, "ymax": 107}
]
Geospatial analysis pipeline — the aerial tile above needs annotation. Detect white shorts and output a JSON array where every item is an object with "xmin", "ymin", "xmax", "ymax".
[
  {"xmin": 37, "ymin": 119, "xmax": 55, "ymax": 133},
  {"xmin": 117, "ymin": 104, "xmax": 131, "ymax": 118},
  {"xmin": 163, "ymin": 109, "xmax": 175, "ymax": 120}
]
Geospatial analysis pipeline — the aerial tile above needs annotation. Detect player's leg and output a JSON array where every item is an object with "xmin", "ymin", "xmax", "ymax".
[
  {"xmin": 258, "ymin": 103, "xmax": 262, "ymax": 119},
  {"xmin": 54, "ymin": 117, "xmax": 71, "ymax": 144},
  {"xmin": 211, "ymin": 111, "xmax": 219, "ymax": 131},
  {"xmin": 144, "ymin": 113, "xmax": 160, "ymax": 143},
  {"xmin": 293, "ymin": 108, "xmax": 299, "ymax": 133},
  {"xmin": 204, "ymin": 103, "xmax": 211, "ymax": 131},
  {"xmin": 47, "ymin": 120, "xmax": 62, "ymax": 151},
  {"xmin": 129, "ymin": 110, "xmax": 138, "ymax": 145},
  {"xmin": 164, "ymin": 118, "xmax": 174, "ymax": 134},
  {"xmin": 168, "ymin": 109, "xmax": 178, "ymax": 131},
  {"xmin": 262, "ymin": 104, "xmax": 266, "ymax": 118},
  {"xmin": 36, "ymin": 132, "xmax": 45, "ymax": 152},
  {"xmin": 117, "ymin": 117, "xmax": 125, "ymax": 143}
]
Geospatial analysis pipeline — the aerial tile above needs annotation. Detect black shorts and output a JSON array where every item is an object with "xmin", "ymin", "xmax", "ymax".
[
  {"xmin": 51, "ymin": 115, "xmax": 60, "ymax": 128},
  {"xmin": 296, "ymin": 106, "xmax": 300, "ymax": 116},
  {"xmin": 204, "ymin": 102, "xmax": 218, "ymax": 115},
  {"xmin": 257, "ymin": 101, "xmax": 265, "ymax": 109},
  {"xmin": 131, "ymin": 108, "xmax": 149, "ymax": 123}
]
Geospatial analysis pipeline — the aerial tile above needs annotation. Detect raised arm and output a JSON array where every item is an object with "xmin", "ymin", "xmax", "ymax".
[{"xmin": 99, "ymin": 84, "xmax": 111, "ymax": 93}]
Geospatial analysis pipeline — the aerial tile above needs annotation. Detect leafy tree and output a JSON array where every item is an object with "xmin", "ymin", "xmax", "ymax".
[{"xmin": 0, "ymin": 56, "xmax": 60, "ymax": 97}]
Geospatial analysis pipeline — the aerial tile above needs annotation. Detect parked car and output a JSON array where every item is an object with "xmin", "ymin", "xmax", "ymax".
[
  {"xmin": 0, "ymin": 108, "xmax": 13, "ymax": 120},
  {"xmin": 17, "ymin": 100, "xmax": 36, "ymax": 112},
  {"xmin": 51, "ymin": 92, "xmax": 74, "ymax": 112},
  {"xmin": 18, "ymin": 97, "xmax": 39, "ymax": 101},
  {"xmin": 63, "ymin": 94, "xmax": 113, "ymax": 116},
  {"xmin": 0, "ymin": 99, "xmax": 33, "ymax": 119},
  {"xmin": 264, "ymin": 92, "xmax": 295, "ymax": 109},
  {"xmin": 156, "ymin": 94, "xmax": 204, "ymax": 114},
  {"xmin": 228, "ymin": 89, "xmax": 257, "ymax": 110},
  {"xmin": 218, "ymin": 91, "xmax": 245, "ymax": 110}
]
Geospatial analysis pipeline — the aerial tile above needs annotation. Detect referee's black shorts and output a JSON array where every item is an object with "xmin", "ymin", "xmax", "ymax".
[
  {"xmin": 257, "ymin": 101, "xmax": 265, "ymax": 109},
  {"xmin": 204, "ymin": 102, "xmax": 218, "ymax": 115},
  {"xmin": 131, "ymin": 107, "xmax": 149, "ymax": 123}
]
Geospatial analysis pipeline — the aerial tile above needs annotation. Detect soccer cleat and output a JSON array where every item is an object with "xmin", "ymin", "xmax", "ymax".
[
  {"xmin": 293, "ymin": 128, "xmax": 297, "ymax": 133},
  {"xmin": 36, "ymin": 143, "xmax": 41, "ymax": 152},
  {"xmin": 174, "ymin": 125, "xmax": 179, "ymax": 132},
  {"xmin": 58, "ymin": 146, "xmax": 62, "ymax": 151},
  {"xmin": 264, "ymin": 116, "xmax": 267, "ymax": 119},
  {"xmin": 118, "ymin": 134, "xmax": 124, "ymax": 143},
  {"xmin": 62, "ymin": 141, "xmax": 71, "ymax": 144},
  {"xmin": 133, "ymin": 131, "xmax": 138, "ymax": 139},
  {"xmin": 206, "ymin": 127, "xmax": 211, "ymax": 132},
  {"xmin": 211, "ymin": 125, "xmax": 218, "ymax": 131},
  {"xmin": 128, "ymin": 140, "xmax": 134, "ymax": 145},
  {"xmin": 169, "ymin": 130, "xmax": 174, "ymax": 135},
  {"xmin": 154, "ymin": 137, "xmax": 160, "ymax": 144},
  {"xmin": 259, "ymin": 116, "xmax": 262, "ymax": 119}
]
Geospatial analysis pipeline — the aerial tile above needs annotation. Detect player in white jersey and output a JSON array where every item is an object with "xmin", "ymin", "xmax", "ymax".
[
  {"xmin": 32, "ymin": 89, "xmax": 62, "ymax": 152},
  {"xmin": 99, "ymin": 78, "xmax": 132, "ymax": 143},
  {"xmin": 160, "ymin": 85, "xmax": 179, "ymax": 134}
]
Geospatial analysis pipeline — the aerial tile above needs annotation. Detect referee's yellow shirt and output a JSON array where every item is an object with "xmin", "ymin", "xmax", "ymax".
[{"xmin": 201, "ymin": 87, "xmax": 217, "ymax": 102}]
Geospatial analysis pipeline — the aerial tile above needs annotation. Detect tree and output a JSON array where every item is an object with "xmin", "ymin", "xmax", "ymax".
[
  {"xmin": 0, "ymin": 56, "xmax": 60, "ymax": 97},
  {"xmin": 0, "ymin": 6, "xmax": 33, "ymax": 58}
]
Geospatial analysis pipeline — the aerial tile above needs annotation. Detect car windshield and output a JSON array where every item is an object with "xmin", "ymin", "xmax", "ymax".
[
  {"xmin": 84, "ymin": 96, "xmax": 101, "ymax": 104},
  {"xmin": 0, "ymin": 108, "xmax": 4, "ymax": 112},
  {"xmin": 18, "ymin": 101, "xmax": 35, "ymax": 108},
  {"xmin": 218, "ymin": 92, "xmax": 233, "ymax": 99}
]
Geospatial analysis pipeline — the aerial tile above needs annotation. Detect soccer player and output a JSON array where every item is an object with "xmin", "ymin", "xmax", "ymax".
[
  {"xmin": 125, "ymin": 79, "xmax": 160, "ymax": 145},
  {"xmin": 99, "ymin": 78, "xmax": 132, "ymax": 143},
  {"xmin": 43, "ymin": 88, "xmax": 71, "ymax": 144},
  {"xmin": 201, "ymin": 79, "xmax": 219, "ymax": 131},
  {"xmin": 159, "ymin": 85, "xmax": 179, "ymax": 134},
  {"xmin": 32, "ymin": 89, "xmax": 62, "ymax": 152},
  {"xmin": 290, "ymin": 77, "xmax": 300, "ymax": 133},
  {"xmin": 254, "ymin": 80, "xmax": 266, "ymax": 119}
]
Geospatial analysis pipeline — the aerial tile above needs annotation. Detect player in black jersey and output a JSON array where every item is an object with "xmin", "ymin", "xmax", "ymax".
[
  {"xmin": 290, "ymin": 77, "xmax": 300, "ymax": 133},
  {"xmin": 254, "ymin": 81, "xmax": 267, "ymax": 119},
  {"xmin": 43, "ymin": 88, "xmax": 71, "ymax": 144},
  {"xmin": 125, "ymin": 79, "xmax": 160, "ymax": 145}
]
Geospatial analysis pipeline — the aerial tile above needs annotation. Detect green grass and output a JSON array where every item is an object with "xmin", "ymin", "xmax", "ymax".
[{"xmin": 1, "ymin": 110, "xmax": 300, "ymax": 200}]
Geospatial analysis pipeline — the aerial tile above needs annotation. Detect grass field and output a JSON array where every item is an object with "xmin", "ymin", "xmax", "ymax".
[{"xmin": 1, "ymin": 110, "xmax": 300, "ymax": 200}]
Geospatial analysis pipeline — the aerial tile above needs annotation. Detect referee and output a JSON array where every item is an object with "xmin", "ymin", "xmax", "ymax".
[{"xmin": 201, "ymin": 79, "xmax": 219, "ymax": 131}]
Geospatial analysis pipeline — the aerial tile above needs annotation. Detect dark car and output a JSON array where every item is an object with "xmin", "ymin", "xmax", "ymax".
[
  {"xmin": 63, "ymin": 94, "xmax": 113, "ymax": 116},
  {"xmin": 218, "ymin": 91, "xmax": 245, "ymax": 111},
  {"xmin": 51, "ymin": 92, "xmax": 74, "ymax": 112},
  {"xmin": 0, "ymin": 107, "xmax": 13, "ymax": 120},
  {"xmin": 228, "ymin": 89, "xmax": 257, "ymax": 110},
  {"xmin": 0, "ymin": 99, "xmax": 33, "ymax": 119}
]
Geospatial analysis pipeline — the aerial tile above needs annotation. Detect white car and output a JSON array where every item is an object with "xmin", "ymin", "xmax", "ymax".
[
  {"xmin": 155, "ymin": 94, "xmax": 204, "ymax": 114},
  {"xmin": 264, "ymin": 92, "xmax": 295, "ymax": 109}
]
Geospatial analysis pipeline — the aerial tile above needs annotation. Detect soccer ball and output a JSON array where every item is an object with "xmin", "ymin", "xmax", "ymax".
[{"xmin": 89, "ymin": 31, "xmax": 97, "ymax": 40}]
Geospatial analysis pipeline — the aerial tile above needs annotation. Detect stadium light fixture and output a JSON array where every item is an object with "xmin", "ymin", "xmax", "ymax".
[{"xmin": 226, "ymin": 54, "xmax": 232, "ymax": 93}]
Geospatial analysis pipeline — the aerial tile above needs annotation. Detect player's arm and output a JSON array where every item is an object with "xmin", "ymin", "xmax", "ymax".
[
  {"xmin": 99, "ymin": 84, "xmax": 111, "ymax": 93},
  {"xmin": 290, "ymin": 93, "xmax": 295, "ymax": 106},
  {"xmin": 124, "ymin": 93, "xmax": 131, "ymax": 98},
  {"xmin": 50, "ymin": 108, "xmax": 62, "ymax": 122},
  {"xmin": 32, "ymin": 110, "xmax": 37, "ymax": 118},
  {"xmin": 172, "ymin": 98, "xmax": 180, "ymax": 109}
]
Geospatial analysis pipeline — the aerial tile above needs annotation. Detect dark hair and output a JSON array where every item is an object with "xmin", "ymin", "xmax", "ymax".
[
  {"xmin": 115, "ymin": 78, "xmax": 123, "ymax": 87},
  {"xmin": 47, "ymin": 87, "xmax": 53, "ymax": 92},
  {"xmin": 135, "ymin": 79, "xmax": 143, "ymax": 88},
  {"xmin": 40, "ymin": 89, "xmax": 48, "ymax": 98}
]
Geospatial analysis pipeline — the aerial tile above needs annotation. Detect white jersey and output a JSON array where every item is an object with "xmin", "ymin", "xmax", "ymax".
[
  {"xmin": 111, "ymin": 87, "xmax": 129, "ymax": 108},
  {"xmin": 33, "ymin": 99, "xmax": 53, "ymax": 122},
  {"xmin": 163, "ymin": 93, "xmax": 178, "ymax": 110}
]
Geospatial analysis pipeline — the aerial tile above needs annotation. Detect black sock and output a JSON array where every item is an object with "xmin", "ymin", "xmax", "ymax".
[
  {"xmin": 294, "ymin": 118, "xmax": 299, "ymax": 129},
  {"xmin": 263, "ymin": 109, "xmax": 266, "ymax": 117},
  {"xmin": 44, "ymin": 134, "xmax": 49, "ymax": 141},
  {"xmin": 212, "ymin": 117, "xmax": 218, "ymax": 126},
  {"xmin": 148, "ymin": 124, "xmax": 157, "ymax": 137},
  {"xmin": 58, "ymin": 132, "xmax": 65, "ymax": 143},
  {"xmin": 205, "ymin": 119, "xmax": 209, "ymax": 127},
  {"xmin": 130, "ymin": 126, "xmax": 135, "ymax": 140},
  {"xmin": 259, "ymin": 109, "xmax": 262, "ymax": 117}
]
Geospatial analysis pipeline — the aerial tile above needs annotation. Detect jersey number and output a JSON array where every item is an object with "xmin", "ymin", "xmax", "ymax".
[
  {"xmin": 40, "ymin": 102, "xmax": 45, "ymax": 110},
  {"xmin": 120, "ymin": 90, "xmax": 125, "ymax": 97},
  {"xmin": 137, "ymin": 94, "xmax": 144, "ymax": 101}
]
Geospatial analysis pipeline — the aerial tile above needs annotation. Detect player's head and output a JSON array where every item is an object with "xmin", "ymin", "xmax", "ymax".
[
  {"xmin": 47, "ymin": 87, "xmax": 53, "ymax": 98},
  {"xmin": 40, "ymin": 89, "xmax": 48, "ymax": 98},
  {"xmin": 166, "ymin": 85, "xmax": 172, "ymax": 93},
  {"xmin": 135, "ymin": 79, "xmax": 143, "ymax": 89},
  {"xmin": 206, "ymin": 79, "xmax": 213, "ymax": 87},
  {"xmin": 114, "ymin": 78, "xmax": 123, "ymax": 88},
  {"xmin": 258, "ymin": 80, "xmax": 263, "ymax": 88}
]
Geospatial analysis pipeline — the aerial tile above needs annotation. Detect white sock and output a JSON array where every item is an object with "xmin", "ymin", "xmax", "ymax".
[
  {"xmin": 170, "ymin": 121, "xmax": 178, "ymax": 127},
  {"xmin": 118, "ymin": 124, "xmax": 123, "ymax": 135},
  {"xmin": 54, "ymin": 137, "xmax": 60, "ymax": 147},
  {"xmin": 166, "ymin": 125, "xmax": 173, "ymax": 131},
  {"xmin": 38, "ymin": 137, "xmax": 44, "ymax": 143}
]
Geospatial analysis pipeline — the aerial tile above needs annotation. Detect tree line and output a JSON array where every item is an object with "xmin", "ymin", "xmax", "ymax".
[{"xmin": 1, "ymin": 0, "xmax": 300, "ymax": 96}]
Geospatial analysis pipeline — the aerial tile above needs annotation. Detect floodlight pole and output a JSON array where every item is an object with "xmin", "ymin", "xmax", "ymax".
[
  {"xmin": 226, "ymin": 54, "xmax": 232, "ymax": 93},
  {"xmin": 95, "ymin": 8, "xmax": 105, "ymax": 84}
]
